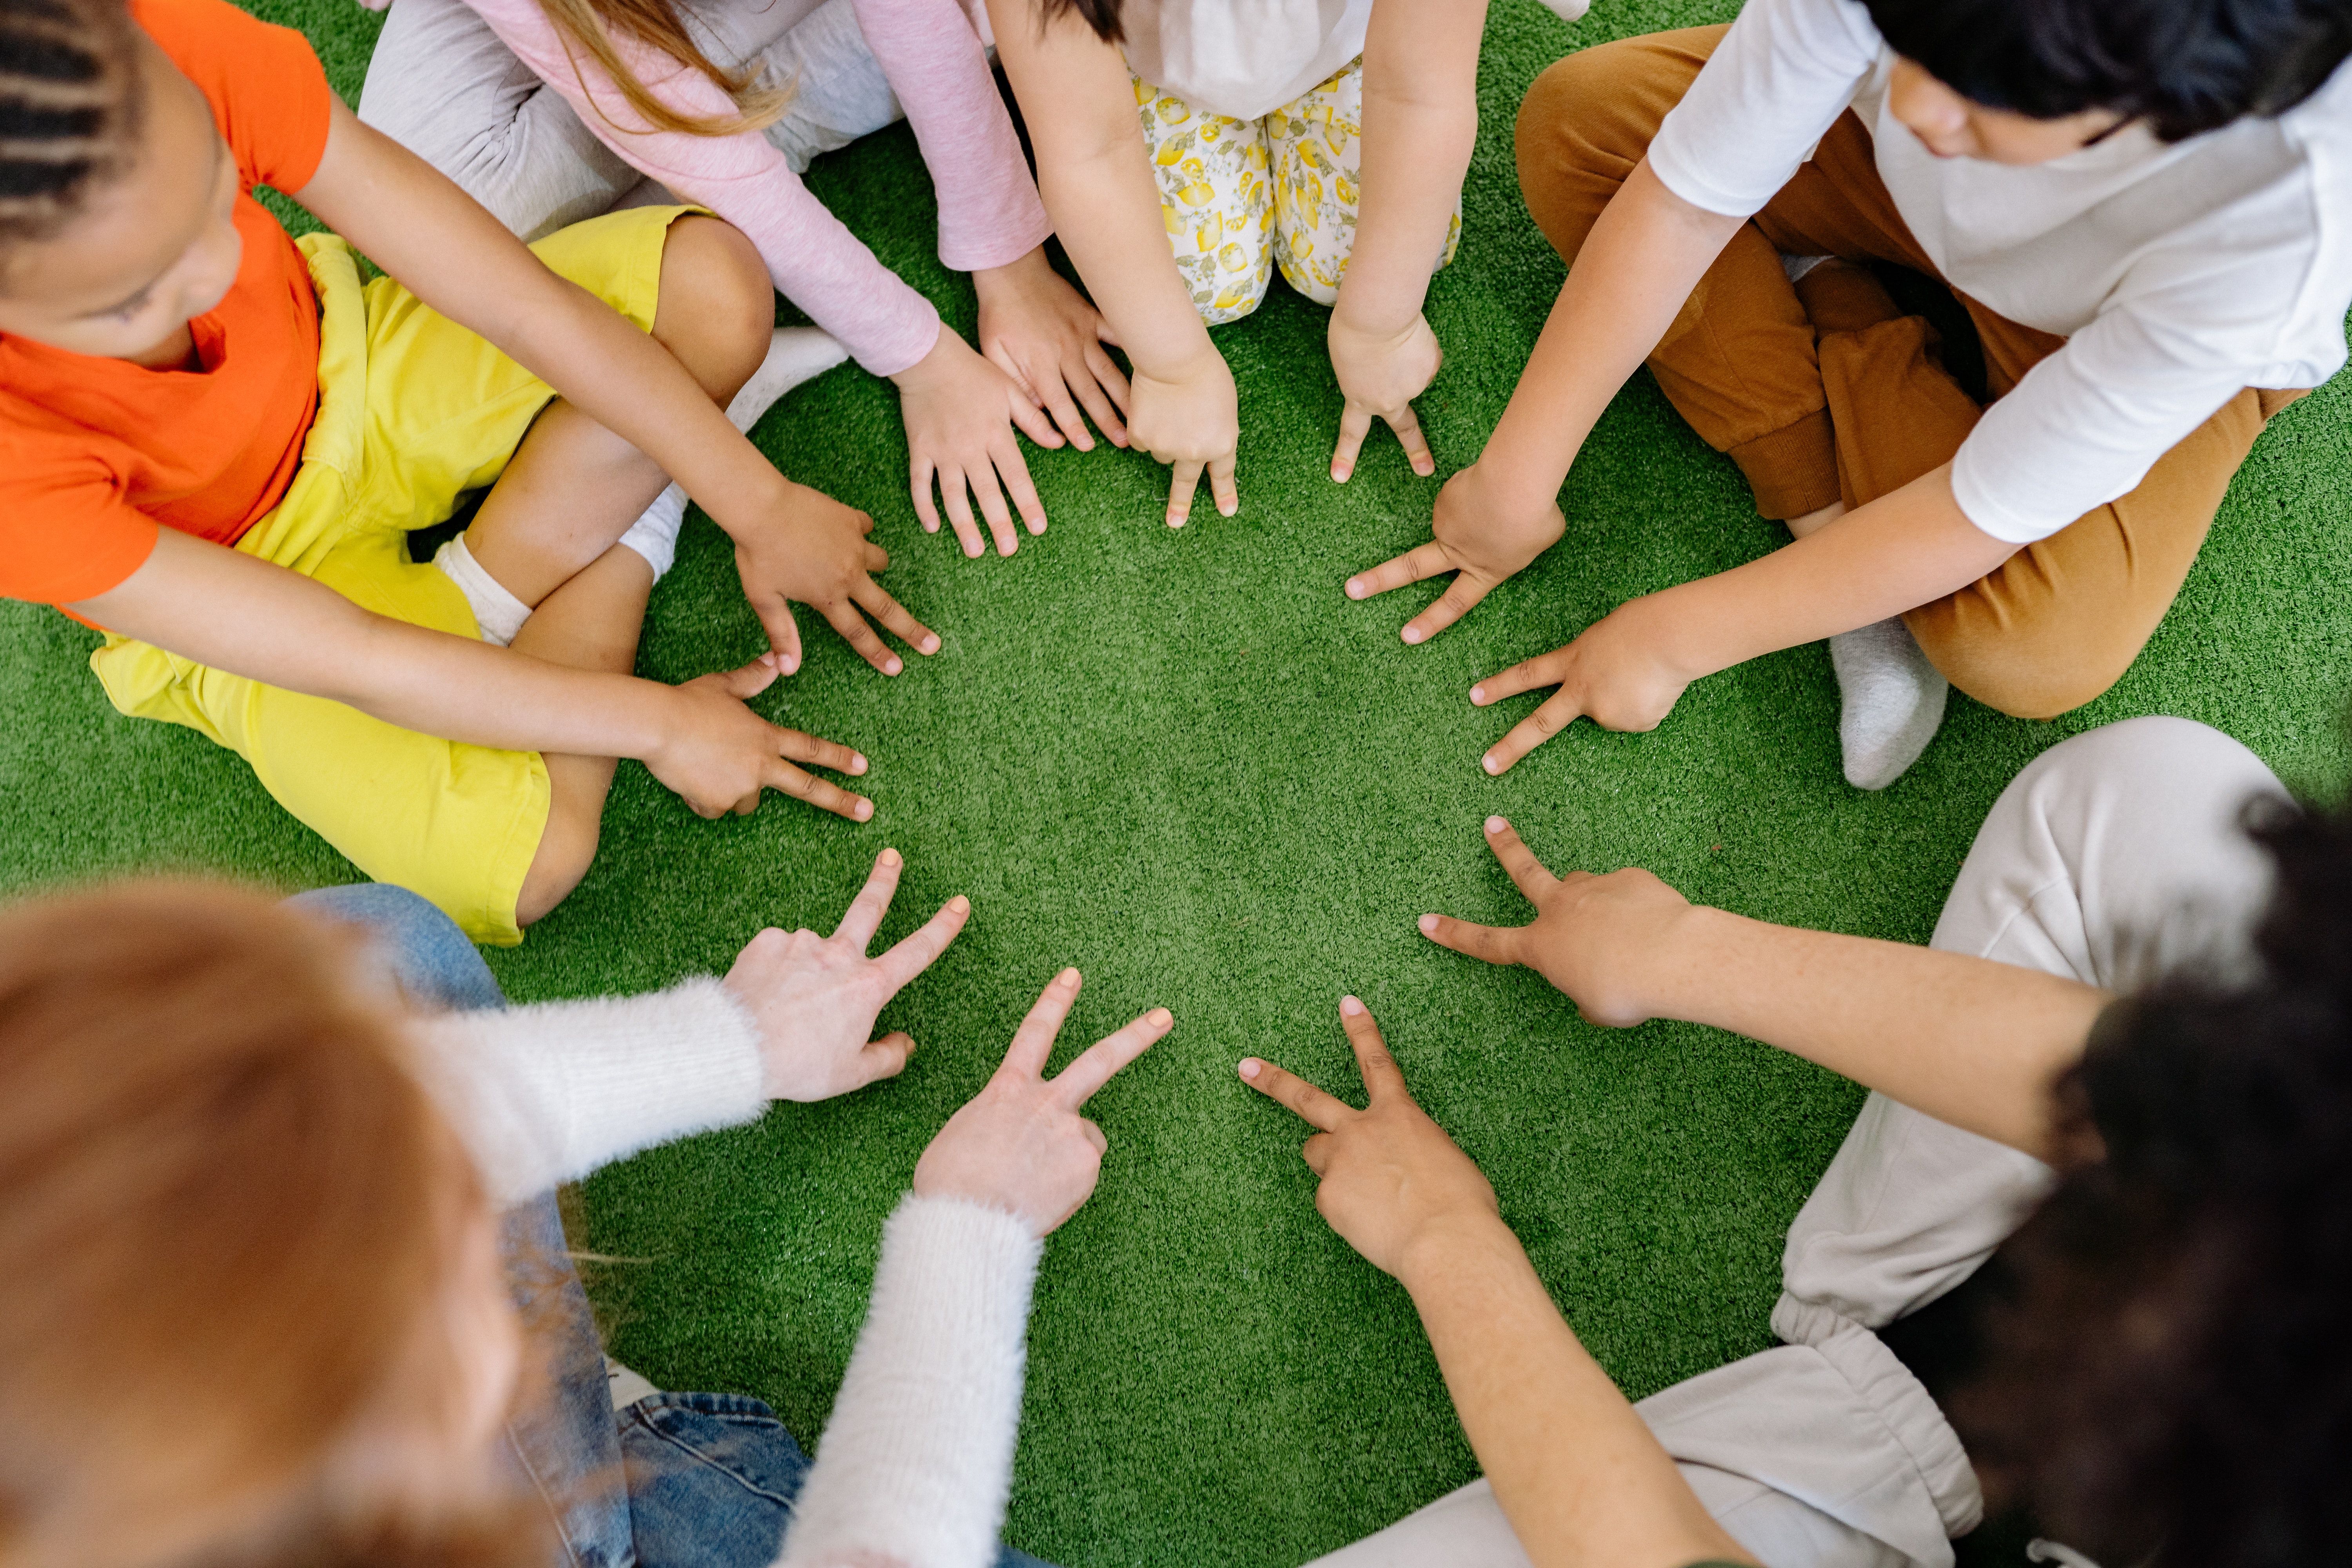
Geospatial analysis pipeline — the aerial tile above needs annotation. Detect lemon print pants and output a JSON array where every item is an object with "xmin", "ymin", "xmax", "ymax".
[{"xmin": 1136, "ymin": 57, "xmax": 1464, "ymax": 326}]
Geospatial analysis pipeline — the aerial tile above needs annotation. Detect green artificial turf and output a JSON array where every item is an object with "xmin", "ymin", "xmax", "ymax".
[{"xmin": 9, "ymin": 2, "xmax": 2352, "ymax": 1560}]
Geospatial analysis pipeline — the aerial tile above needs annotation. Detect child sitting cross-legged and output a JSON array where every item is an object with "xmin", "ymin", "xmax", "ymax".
[
  {"xmin": 1350, "ymin": 0, "xmax": 2352, "ymax": 789},
  {"xmin": 0, "ymin": 0, "xmax": 941, "ymax": 944}
]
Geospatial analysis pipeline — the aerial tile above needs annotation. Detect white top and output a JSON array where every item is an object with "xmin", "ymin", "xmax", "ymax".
[
  {"xmin": 410, "ymin": 985, "xmax": 1038, "ymax": 1568},
  {"xmin": 1646, "ymin": 0, "xmax": 2352, "ymax": 544},
  {"xmin": 1119, "ymin": 0, "xmax": 1374, "ymax": 120}
]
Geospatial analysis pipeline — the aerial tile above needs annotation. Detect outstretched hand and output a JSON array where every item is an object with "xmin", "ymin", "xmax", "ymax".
[
  {"xmin": 894, "ymin": 327, "xmax": 1056, "ymax": 559},
  {"xmin": 1238, "ymin": 995, "xmax": 1498, "ymax": 1278},
  {"xmin": 724, "ymin": 847, "xmax": 972, "ymax": 1100},
  {"xmin": 647, "ymin": 653, "xmax": 875, "ymax": 822},
  {"xmin": 975, "ymin": 247, "xmax": 1133, "ymax": 460},
  {"xmin": 730, "ymin": 478, "xmax": 940, "ymax": 677},
  {"xmin": 1344, "ymin": 461, "xmax": 1564, "ymax": 645},
  {"xmin": 1327, "ymin": 312, "xmax": 1441, "ymax": 484},
  {"xmin": 1418, "ymin": 816, "xmax": 1697, "ymax": 1029},
  {"xmin": 1467, "ymin": 601, "xmax": 1692, "ymax": 773},
  {"xmin": 914, "ymin": 967, "xmax": 1173, "ymax": 1236}
]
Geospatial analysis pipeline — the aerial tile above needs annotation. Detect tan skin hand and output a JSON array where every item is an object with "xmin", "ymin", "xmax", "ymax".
[
  {"xmin": 1328, "ymin": 311, "xmax": 1442, "ymax": 483},
  {"xmin": 1468, "ymin": 597, "xmax": 1695, "ymax": 774},
  {"xmin": 722, "ymin": 847, "xmax": 973, "ymax": 1100},
  {"xmin": 913, "ymin": 967, "xmax": 1173, "ymax": 1236},
  {"xmin": 650, "ymin": 654, "xmax": 875, "ymax": 821},
  {"xmin": 973, "ymin": 245, "xmax": 1133, "ymax": 456},
  {"xmin": 732, "ymin": 481, "xmax": 938, "ymax": 678},
  {"xmin": 1238, "ymin": 995, "xmax": 1499, "ymax": 1279},
  {"xmin": 1417, "ymin": 816, "xmax": 1698, "ymax": 1028},
  {"xmin": 1345, "ymin": 461, "xmax": 1565, "ymax": 644},
  {"xmin": 1128, "ymin": 349, "xmax": 1240, "ymax": 528}
]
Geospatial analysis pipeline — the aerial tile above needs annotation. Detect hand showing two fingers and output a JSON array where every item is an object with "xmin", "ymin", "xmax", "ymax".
[
  {"xmin": 915, "ymin": 967, "xmax": 1174, "ymax": 1237},
  {"xmin": 1127, "ymin": 358, "xmax": 1240, "ymax": 529},
  {"xmin": 725, "ymin": 846, "xmax": 973, "ymax": 1101},
  {"xmin": 1327, "ymin": 311, "xmax": 1442, "ymax": 485},
  {"xmin": 652, "ymin": 654, "xmax": 875, "ymax": 823},
  {"xmin": 1344, "ymin": 463, "xmax": 1566, "ymax": 647},
  {"xmin": 1238, "ymin": 995, "xmax": 1498, "ymax": 1279}
]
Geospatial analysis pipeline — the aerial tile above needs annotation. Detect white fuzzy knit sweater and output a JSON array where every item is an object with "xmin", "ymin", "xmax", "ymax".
[{"xmin": 411, "ymin": 983, "xmax": 1042, "ymax": 1568}]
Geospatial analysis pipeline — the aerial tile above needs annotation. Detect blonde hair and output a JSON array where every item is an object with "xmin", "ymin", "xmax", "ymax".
[{"xmin": 539, "ymin": 0, "xmax": 791, "ymax": 138}]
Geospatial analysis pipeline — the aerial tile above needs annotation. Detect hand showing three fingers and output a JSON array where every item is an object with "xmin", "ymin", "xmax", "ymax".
[
  {"xmin": 1418, "ymin": 816, "xmax": 1699, "ymax": 1029},
  {"xmin": 915, "ymin": 967, "xmax": 1174, "ymax": 1236},
  {"xmin": 724, "ymin": 846, "xmax": 973, "ymax": 1100},
  {"xmin": 1344, "ymin": 460, "xmax": 1564, "ymax": 646},
  {"xmin": 731, "ymin": 477, "xmax": 939, "ymax": 678},
  {"xmin": 1238, "ymin": 995, "xmax": 1498, "ymax": 1278}
]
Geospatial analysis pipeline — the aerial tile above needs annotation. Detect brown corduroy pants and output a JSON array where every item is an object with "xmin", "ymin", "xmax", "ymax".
[{"xmin": 1514, "ymin": 27, "xmax": 2304, "ymax": 719}]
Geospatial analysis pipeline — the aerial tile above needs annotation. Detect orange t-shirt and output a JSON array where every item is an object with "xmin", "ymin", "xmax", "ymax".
[{"xmin": 0, "ymin": 0, "xmax": 334, "ymax": 606}]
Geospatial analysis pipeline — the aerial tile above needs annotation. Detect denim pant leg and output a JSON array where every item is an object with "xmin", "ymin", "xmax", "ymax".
[{"xmin": 286, "ymin": 885, "xmax": 637, "ymax": 1568}]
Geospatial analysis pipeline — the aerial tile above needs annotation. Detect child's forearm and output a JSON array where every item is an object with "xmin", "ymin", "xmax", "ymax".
[
  {"xmin": 1477, "ymin": 161, "xmax": 1743, "ymax": 514},
  {"xmin": 1399, "ymin": 1216, "xmax": 1755, "ymax": 1568},
  {"xmin": 1332, "ymin": 0, "xmax": 1485, "ymax": 338},
  {"xmin": 1635, "ymin": 465, "xmax": 2017, "ymax": 683}
]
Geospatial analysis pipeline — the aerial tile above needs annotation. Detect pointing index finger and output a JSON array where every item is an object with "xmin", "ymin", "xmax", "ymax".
[
  {"xmin": 1483, "ymin": 816, "xmax": 1561, "ymax": 902},
  {"xmin": 1237, "ymin": 1055, "xmax": 1354, "ymax": 1133},
  {"xmin": 1001, "ymin": 967, "xmax": 1082, "ymax": 1080},
  {"xmin": 831, "ymin": 846, "xmax": 903, "ymax": 950}
]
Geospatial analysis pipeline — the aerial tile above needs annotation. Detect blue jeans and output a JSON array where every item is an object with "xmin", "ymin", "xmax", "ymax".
[{"xmin": 289, "ymin": 886, "xmax": 1053, "ymax": 1568}]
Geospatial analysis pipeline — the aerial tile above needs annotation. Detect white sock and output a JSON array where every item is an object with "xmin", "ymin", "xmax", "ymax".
[
  {"xmin": 615, "ymin": 327, "xmax": 848, "ymax": 581},
  {"xmin": 1829, "ymin": 618, "xmax": 1950, "ymax": 790},
  {"xmin": 432, "ymin": 534, "xmax": 532, "ymax": 647},
  {"xmin": 605, "ymin": 1356, "xmax": 659, "ymax": 1412}
]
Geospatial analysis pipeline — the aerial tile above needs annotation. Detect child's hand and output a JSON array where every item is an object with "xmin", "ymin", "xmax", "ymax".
[
  {"xmin": 731, "ymin": 480, "xmax": 939, "ymax": 675},
  {"xmin": 1417, "ymin": 817, "xmax": 1698, "ymax": 1029},
  {"xmin": 1345, "ymin": 460, "xmax": 1565, "ymax": 643},
  {"xmin": 1128, "ymin": 349, "xmax": 1239, "ymax": 527},
  {"xmin": 647, "ymin": 655, "xmax": 876, "ymax": 820},
  {"xmin": 893, "ymin": 328, "xmax": 1058, "ymax": 559},
  {"xmin": 1327, "ymin": 311, "xmax": 1441, "ymax": 483},
  {"xmin": 724, "ymin": 847, "xmax": 973, "ymax": 1102},
  {"xmin": 913, "ymin": 967, "xmax": 1173, "ymax": 1236},
  {"xmin": 1468, "ymin": 597, "xmax": 1694, "ymax": 772},
  {"xmin": 1237, "ymin": 996, "xmax": 1500, "ymax": 1281},
  {"xmin": 975, "ymin": 247, "xmax": 1132, "ymax": 455}
]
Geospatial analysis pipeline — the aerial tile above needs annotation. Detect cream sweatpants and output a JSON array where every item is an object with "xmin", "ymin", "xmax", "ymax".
[{"xmin": 1310, "ymin": 715, "xmax": 2286, "ymax": 1568}]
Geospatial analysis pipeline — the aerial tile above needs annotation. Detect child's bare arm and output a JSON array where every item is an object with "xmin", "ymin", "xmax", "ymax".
[
  {"xmin": 73, "ymin": 532, "xmax": 875, "ymax": 821},
  {"xmin": 291, "ymin": 98, "xmax": 930, "ymax": 676},
  {"xmin": 986, "ymin": 0, "xmax": 1239, "ymax": 527},
  {"xmin": 1325, "ymin": 0, "xmax": 1488, "ymax": 483}
]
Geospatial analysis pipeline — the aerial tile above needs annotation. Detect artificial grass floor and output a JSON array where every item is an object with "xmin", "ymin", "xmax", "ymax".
[{"xmin": 8, "ymin": 0, "xmax": 2352, "ymax": 1560}]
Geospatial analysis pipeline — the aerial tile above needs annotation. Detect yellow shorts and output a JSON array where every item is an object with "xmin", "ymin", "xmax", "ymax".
[{"xmin": 89, "ymin": 205, "xmax": 691, "ymax": 946}]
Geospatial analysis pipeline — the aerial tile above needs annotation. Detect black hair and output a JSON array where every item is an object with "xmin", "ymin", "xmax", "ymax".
[
  {"xmin": 0, "ymin": 0, "xmax": 142, "ymax": 248},
  {"xmin": 1038, "ymin": 0, "xmax": 1123, "ymax": 44},
  {"xmin": 1957, "ymin": 789, "xmax": 2352, "ymax": 1566},
  {"xmin": 1863, "ymin": 0, "xmax": 2352, "ymax": 141}
]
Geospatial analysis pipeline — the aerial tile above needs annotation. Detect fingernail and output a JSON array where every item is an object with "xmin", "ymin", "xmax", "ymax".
[
  {"xmin": 924, "ymin": 519, "xmax": 940, "ymax": 533},
  {"xmin": 1147, "ymin": 1007, "xmax": 1173, "ymax": 1027},
  {"xmin": 1470, "ymin": 685, "xmax": 1486, "ymax": 703},
  {"xmin": 1239, "ymin": 1058, "xmax": 1261, "ymax": 1079},
  {"xmin": 855, "ymin": 799, "xmax": 875, "ymax": 820},
  {"xmin": 1340, "ymin": 995, "xmax": 1365, "ymax": 1016},
  {"xmin": 884, "ymin": 657, "xmax": 903, "ymax": 675},
  {"xmin": 1219, "ymin": 500, "xmax": 1236, "ymax": 517},
  {"xmin": 781, "ymin": 655, "xmax": 799, "ymax": 675},
  {"xmin": 949, "ymin": 894, "xmax": 971, "ymax": 913},
  {"xmin": 1028, "ymin": 516, "xmax": 1047, "ymax": 534},
  {"xmin": 851, "ymin": 754, "xmax": 868, "ymax": 774},
  {"xmin": 1168, "ymin": 515, "xmax": 1187, "ymax": 529},
  {"xmin": 1345, "ymin": 578, "xmax": 1365, "ymax": 599},
  {"xmin": 964, "ymin": 540, "xmax": 982, "ymax": 558},
  {"xmin": 879, "ymin": 846, "xmax": 901, "ymax": 867},
  {"xmin": 921, "ymin": 635, "xmax": 941, "ymax": 655},
  {"xmin": 1486, "ymin": 815, "xmax": 1507, "ymax": 833},
  {"xmin": 760, "ymin": 651, "xmax": 777, "ymax": 667},
  {"xmin": 1418, "ymin": 913, "xmax": 1439, "ymax": 933},
  {"xmin": 1058, "ymin": 966, "xmax": 1081, "ymax": 987},
  {"xmin": 1482, "ymin": 755, "xmax": 1502, "ymax": 775},
  {"xmin": 1402, "ymin": 626, "xmax": 1425, "ymax": 645},
  {"xmin": 1331, "ymin": 466, "xmax": 1349, "ymax": 483}
]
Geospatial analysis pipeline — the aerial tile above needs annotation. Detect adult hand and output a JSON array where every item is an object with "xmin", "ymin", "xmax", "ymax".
[
  {"xmin": 1327, "ymin": 310, "xmax": 1441, "ymax": 483},
  {"xmin": 892, "ymin": 325, "xmax": 1054, "ymax": 558},
  {"xmin": 913, "ymin": 967, "xmax": 1173, "ymax": 1236},
  {"xmin": 643, "ymin": 655, "xmax": 876, "ymax": 821},
  {"xmin": 1127, "ymin": 348, "xmax": 1239, "ymax": 528},
  {"xmin": 975, "ymin": 246, "xmax": 1133, "ymax": 456},
  {"xmin": 1238, "ymin": 995, "xmax": 1499, "ymax": 1279},
  {"xmin": 724, "ymin": 847, "xmax": 973, "ymax": 1100},
  {"xmin": 1468, "ymin": 598, "xmax": 1692, "ymax": 773},
  {"xmin": 1344, "ymin": 460, "xmax": 1564, "ymax": 644},
  {"xmin": 1418, "ymin": 816, "xmax": 1698, "ymax": 1029},
  {"xmin": 730, "ymin": 478, "xmax": 939, "ymax": 676}
]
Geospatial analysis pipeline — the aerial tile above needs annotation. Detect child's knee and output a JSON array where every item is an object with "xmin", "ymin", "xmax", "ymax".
[
  {"xmin": 653, "ymin": 216, "xmax": 775, "ymax": 399},
  {"xmin": 515, "ymin": 787, "xmax": 603, "ymax": 928},
  {"xmin": 1907, "ymin": 605, "xmax": 2136, "ymax": 722}
]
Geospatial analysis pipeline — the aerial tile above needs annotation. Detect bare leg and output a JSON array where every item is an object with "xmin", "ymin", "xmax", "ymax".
[{"xmin": 455, "ymin": 216, "xmax": 775, "ymax": 925}]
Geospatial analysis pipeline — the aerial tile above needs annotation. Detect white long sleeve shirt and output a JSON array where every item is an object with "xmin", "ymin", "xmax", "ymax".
[{"xmin": 1646, "ymin": 0, "xmax": 2352, "ymax": 544}]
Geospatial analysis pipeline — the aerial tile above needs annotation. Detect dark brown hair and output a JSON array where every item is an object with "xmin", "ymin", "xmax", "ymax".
[
  {"xmin": 1039, "ymin": 0, "xmax": 1124, "ymax": 43},
  {"xmin": 0, "ymin": 0, "xmax": 144, "ymax": 243}
]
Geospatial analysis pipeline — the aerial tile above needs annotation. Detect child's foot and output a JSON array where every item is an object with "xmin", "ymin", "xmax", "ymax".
[
  {"xmin": 606, "ymin": 1356, "xmax": 658, "ymax": 1412},
  {"xmin": 728, "ymin": 326, "xmax": 849, "ymax": 433},
  {"xmin": 1830, "ymin": 618, "xmax": 1948, "ymax": 790}
]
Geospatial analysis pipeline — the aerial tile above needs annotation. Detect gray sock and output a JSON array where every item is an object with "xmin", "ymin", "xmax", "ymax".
[{"xmin": 1829, "ymin": 618, "xmax": 1949, "ymax": 790}]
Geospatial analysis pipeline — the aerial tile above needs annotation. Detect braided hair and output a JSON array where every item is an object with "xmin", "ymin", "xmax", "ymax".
[{"xmin": 0, "ymin": 0, "xmax": 142, "ymax": 249}]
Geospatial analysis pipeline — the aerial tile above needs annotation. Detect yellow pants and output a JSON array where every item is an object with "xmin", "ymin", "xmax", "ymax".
[
  {"xmin": 1137, "ymin": 57, "xmax": 1463, "ymax": 325},
  {"xmin": 89, "ymin": 205, "xmax": 688, "ymax": 945}
]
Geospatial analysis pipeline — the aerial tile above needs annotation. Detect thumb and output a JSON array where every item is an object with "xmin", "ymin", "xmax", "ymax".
[
  {"xmin": 711, "ymin": 652, "xmax": 784, "ymax": 701},
  {"xmin": 858, "ymin": 1031, "xmax": 916, "ymax": 1085},
  {"xmin": 759, "ymin": 600, "xmax": 805, "ymax": 677}
]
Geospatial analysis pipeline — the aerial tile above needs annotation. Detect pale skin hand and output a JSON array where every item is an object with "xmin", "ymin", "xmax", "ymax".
[
  {"xmin": 973, "ymin": 244, "xmax": 1134, "ymax": 457},
  {"xmin": 723, "ymin": 847, "xmax": 974, "ymax": 1100},
  {"xmin": 912, "ymin": 967, "xmax": 1173, "ymax": 1235},
  {"xmin": 1420, "ymin": 815, "xmax": 2113, "ymax": 1158},
  {"xmin": 1344, "ymin": 461, "xmax": 1566, "ymax": 644},
  {"xmin": 891, "ymin": 322, "xmax": 1055, "ymax": 559},
  {"xmin": 1240, "ymin": 997, "xmax": 1755, "ymax": 1568},
  {"xmin": 985, "ymin": 0, "xmax": 1239, "ymax": 528}
]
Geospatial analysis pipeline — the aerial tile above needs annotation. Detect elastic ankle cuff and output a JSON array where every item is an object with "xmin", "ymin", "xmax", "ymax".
[
  {"xmin": 1730, "ymin": 407, "xmax": 1840, "ymax": 520},
  {"xmin": 433, "ymin": 535, "xmax": 531, "ymax": 647}
]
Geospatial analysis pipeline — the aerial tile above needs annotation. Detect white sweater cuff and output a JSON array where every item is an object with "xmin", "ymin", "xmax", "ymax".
[
  {"xmin": 779, "ymin": 1195, "xmax": 1043, "ymax": 1568},
  {"xmin": 410, "ymin": 978, "xmax": 767, "ymax": 1204}
]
